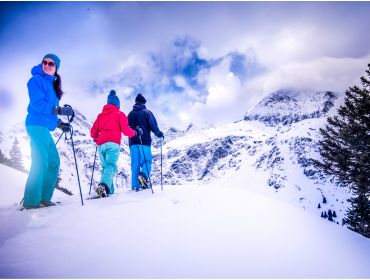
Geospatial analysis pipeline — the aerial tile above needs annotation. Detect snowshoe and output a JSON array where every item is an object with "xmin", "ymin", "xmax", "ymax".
[
  {"xmin": 87, "ymin": 195, "xmax": 103, "ymax": 200},
  {"xmin": 20, "ymin": 204, "xmax": 44, "ymax": 211},
  {"xmin": 102, "ymin": 183, "xmax": 110, "ymax": 196},
  {"xmin": 20, "ymin": 201, "xmax": 61, "ymax": 211},
  {"xmin": 40, "ymin": 200, "xmax": 58, "ymax": 207},
  {"xmin": 95, "ymin": 183, "xmax": 108, "ymax": 198},
  {"xmin": 138, "ymin": 172, "xmax": 149, "ymax": 189}
]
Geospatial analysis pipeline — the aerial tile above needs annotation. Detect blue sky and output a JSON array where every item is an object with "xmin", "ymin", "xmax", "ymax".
[{"xmin": 1, "ymin": 1, "xmax": 370, "ymax": 131}]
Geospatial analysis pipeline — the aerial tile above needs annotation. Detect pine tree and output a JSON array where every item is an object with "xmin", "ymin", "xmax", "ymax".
[
  {"xmin": 333, "ymin": 211, "xmax": 337, "ymax": 218},
  {"xmin": 314, "ymin": 63, "xmax": 370, "ymax": 238},
  {"xmin": 343, "ymin": 195, "xmax": 370, "ymax": 237},
  {"xmin": 9, "ymin": 138, "xmax": 26, "ymax": 173},
  {"xmin": 323, "ymin": 197, "xmax": 327, "ymax": 204},
  {"xmin": 0, "ymin": 149, "xmax": 12, "ymax": 167},
  {"xmin": 0, "ymin": 149, "xmax": 6, "ymax": 164},
  {"xmin": 318, "ymin": 203, "xmax": 321, "ymax": 209},
  {"xmin": 328, "ymin": 210, "xmax": 333, "ymax": 222}
]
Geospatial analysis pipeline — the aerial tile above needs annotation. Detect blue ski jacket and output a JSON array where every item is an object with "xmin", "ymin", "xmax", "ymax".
[
  {"xmin": 25, "ymin": 64, "xmax": 59, "ymax": 131},
  {"xmin": 128, "ymin": 103, "xmax": 162, "ymax": 146}
]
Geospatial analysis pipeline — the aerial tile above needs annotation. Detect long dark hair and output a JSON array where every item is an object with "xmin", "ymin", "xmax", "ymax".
[{"xmin": 53, "ymin": 72, "xmax": 64, "ymax": 100}]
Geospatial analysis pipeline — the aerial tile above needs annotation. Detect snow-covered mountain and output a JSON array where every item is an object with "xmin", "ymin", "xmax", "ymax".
[
  {"xmin": 149, "ymin": 89, "xmax": 349, "ymax": 221},
  {"xmin": 0, "ymin": 88, "xmax": 349, "ymax": 225},
  {"xmin": 244, "ymin": 88, "xmax": 338, "ymax": 126}
]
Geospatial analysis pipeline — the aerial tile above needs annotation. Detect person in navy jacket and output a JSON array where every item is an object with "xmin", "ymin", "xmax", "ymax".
[
  {"xmin": 23, "ymin": 53, "xmax": 74, "ymax": 209},
  {"xmin": 128, "ymin": 93, "xmax": 164, "ymax": 191}
]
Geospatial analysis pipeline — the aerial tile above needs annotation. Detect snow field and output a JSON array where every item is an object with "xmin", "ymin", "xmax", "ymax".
[{"xmin": 0, "ymin": 165, "xmax": 369, "ymax": 278}]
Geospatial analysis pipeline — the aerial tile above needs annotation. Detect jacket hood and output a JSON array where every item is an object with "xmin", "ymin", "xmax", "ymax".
[
  {"xmin": 102, "ymin": 104, "xmax": 119, "ymax": 114},
  {"xmin": 133, "ymin": 103, "xmax": 146, "ymax": 111},
  {"xmin": 31, "ymin": 64, "xmax": 56, "ymax": 82}
]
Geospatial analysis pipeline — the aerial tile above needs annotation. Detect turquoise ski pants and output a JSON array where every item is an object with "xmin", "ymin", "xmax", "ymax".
[
  {"xmin": 23, "ymin": 125, "xmax": 60, "ymax": 207},
  {"xmin": 98, "ymin": 142, "xmax": 120, "ymax": 194},
  {"xmin": 130, "ymin": 144, "xmax": 152, "ymax": 190}
]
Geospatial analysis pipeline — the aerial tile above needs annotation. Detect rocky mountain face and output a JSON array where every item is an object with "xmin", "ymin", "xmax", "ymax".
[
  {"xmin": 244, "ymin": 89, "xmax": 337, "ymax": 126},
  {"xmin": 153, "ymin": 89, "xmax": 340, "ymax": 184},
  {"xmin": 0, "ymin": 89, "xmax": 349, "ymax": 223}
]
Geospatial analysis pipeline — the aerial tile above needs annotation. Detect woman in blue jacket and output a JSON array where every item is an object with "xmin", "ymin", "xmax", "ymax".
[{"xmin": 23, "ymin": 53, "xmax": 74, "ymax": 209}]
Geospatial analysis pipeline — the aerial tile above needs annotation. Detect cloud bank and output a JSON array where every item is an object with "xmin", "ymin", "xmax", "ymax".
[{"xmin": 0, "ymin": 2, "xmax": 369, "ymax": 130}]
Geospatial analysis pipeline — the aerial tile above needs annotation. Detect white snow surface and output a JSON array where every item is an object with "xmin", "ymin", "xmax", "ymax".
[{"xmin": 0, "ymin": 164, "xmax": 369, "ymax": 278}]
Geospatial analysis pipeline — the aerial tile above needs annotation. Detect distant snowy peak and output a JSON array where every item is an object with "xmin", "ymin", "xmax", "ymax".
[
  {"xmin": 163, "ymin": 126, "xmax": 186, "ymax": 141},
  {"xmin": 244, "ymin": 89, "xmax": 340, "ymax": 126},
  {"xmin": 155, "ymin": 123, "xmax": 213, "ymax": 147}
]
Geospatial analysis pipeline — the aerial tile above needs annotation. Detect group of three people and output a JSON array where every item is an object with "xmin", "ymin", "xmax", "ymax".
[{"xmin": 23, "ymin": 53, "xmax": 163, "ymax": 209}]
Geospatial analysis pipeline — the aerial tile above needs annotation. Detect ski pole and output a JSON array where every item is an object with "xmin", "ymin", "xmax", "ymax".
[
  {"xmin": 55, "ymin": 131, "xmax": 65, "ymax": 146},
  {"xmin": 89, "ymin": 145, "xmax": 98, "ymax": 195},
  {"xmin": 67, "ymin": 115, "xmax": 84, "ymax": 206},
  {"xmin": 138, "ymin": 135, "xmax": 154, "ymax": 194},
  {"xmin": 160, "ymin": 138, "xmax": 163, "ymax": 191}
]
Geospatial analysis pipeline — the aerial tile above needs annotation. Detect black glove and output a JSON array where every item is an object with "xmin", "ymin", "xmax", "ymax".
[
  {"xmin": 135, "ymin": 126, "xmax": 143, "ymax": 137},
  {"xmin": 52, "ymin": 105, "xmax": 74, "ymax": 116},
  {"xmin": 156, "ymin": 131, "xmax": 164, "ymax": 139},
  {"xmin": 57, "ymin": 119, "xmax": 71, "ymax": 132}
]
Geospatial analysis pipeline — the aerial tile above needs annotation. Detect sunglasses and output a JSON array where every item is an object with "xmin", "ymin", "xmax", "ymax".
[{"xmin": 42, "ymin": 60, "xmax": 55, "ymax": 67}]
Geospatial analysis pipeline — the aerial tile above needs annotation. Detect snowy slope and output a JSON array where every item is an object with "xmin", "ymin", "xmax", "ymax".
[
  {"xmin": 0, "ymin": 164, "xmax": 70, "ymax": 208},
  {"xmin": 0, "ymin": 164, "xmax": 369, "ymax": 278}
]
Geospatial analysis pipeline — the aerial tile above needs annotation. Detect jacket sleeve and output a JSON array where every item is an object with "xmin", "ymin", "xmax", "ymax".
[
  {"xmin": 90, "ymin": 116, "xmax": 100, "ymax": 141},
  {"xmin": 119, "ymin": 112, "xmax": 136, "ymax": 138},
  {"xmin": 27, "ymin": 76, "xmax": 53, "ymax": 115},
  {"xmin": 146, "ymin": 110, "xmax": 162, "ymax": 137}
]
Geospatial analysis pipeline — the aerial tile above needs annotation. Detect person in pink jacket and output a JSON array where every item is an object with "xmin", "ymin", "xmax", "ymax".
[{"xmin": 90, "ymin": 90, "xmax": 138, "ymax": 197}]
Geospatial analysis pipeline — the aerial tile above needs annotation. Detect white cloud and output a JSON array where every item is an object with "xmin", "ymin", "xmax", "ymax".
[
  {"xmin": 188, "ymin": 58, "xmax": 247, "ymax": 125},
  {"xmin": 1, "ymin": 2, "xmax": 370, "ymax": 131},
  {"xmin": 247, "ymin": 56, "xmax": 370, "ymax": 95},
  {"xmin": 173, "ymin": 75, "xmax": 187, "ymax": 88}
]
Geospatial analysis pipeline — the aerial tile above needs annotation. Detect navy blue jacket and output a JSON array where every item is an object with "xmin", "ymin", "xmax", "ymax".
[{"xmin": 128, "ymin": 103, "xmax": 161, "ymax": 146}]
